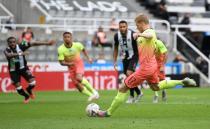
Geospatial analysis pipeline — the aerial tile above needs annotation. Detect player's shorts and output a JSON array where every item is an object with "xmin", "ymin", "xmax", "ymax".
[
  {"xmin": 122, "ymin": 57, "xmax": 138, "ymax": 74},
  {"xmin": 124, "ymin": 66, "xmax": 159, "ymax": 88},
  {"xmin": 68, "ymin": 59, "xmax": 84, "ymax": 80},
  {"xmin": 157, "ymin": 64, "xmax": 165, "ymax": 81},
  {"xmin": 9, "ymin": 67, "xmax": 34, "ymax": 84}
]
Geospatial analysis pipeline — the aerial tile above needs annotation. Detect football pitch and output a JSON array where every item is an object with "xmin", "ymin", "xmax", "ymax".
[{"xmin": 0, "ymin": 88, "xmax": 210, "ymax": 129}]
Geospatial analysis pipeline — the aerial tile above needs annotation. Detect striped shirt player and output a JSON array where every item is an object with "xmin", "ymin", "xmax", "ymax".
[
  {"xmin": 4, "ymin": 37, "xmax": 55, "ymax": 104},
  {"xmin": 113, "ymin": 20, "xmax": 142, "ymax": 103}
]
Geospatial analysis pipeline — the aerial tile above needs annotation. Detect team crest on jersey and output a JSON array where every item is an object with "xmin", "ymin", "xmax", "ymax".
[
  {"xmin": 138, "ymin": 40, "xmax": 142, "ymax": 44},
  {"xmin": 68, "ymin": 48, "xmax": 76, "ymax": 54}
]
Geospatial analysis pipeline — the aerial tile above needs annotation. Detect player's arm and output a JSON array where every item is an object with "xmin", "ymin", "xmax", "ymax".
[
  {"xmin": 159, "ymin": 40, "xmax": 168, "ymax": 64},
  {"xmin": 58, "ymin": 60, "xmax": 74, "ymax": 66},
  {"xmin": 82, "ymin": 49, "xmax": 93, "ymax": 64},
  {"xmin": 4, "ymin": 49, "xmax": 29, "ymax": 58},
  {"xmin": 162, "ymin": 52, "xmax": 167, "ymax": 64},
  {"xmin": 30, "ymin": 40, "xmax": 55, "ymax": 46},
  {"xmin": 159, "ymin": 52, "xmax": 167, "ymax": 72},
  {"xmin": 137, "ymin": 31, "xmax": 153, "ymax": 39},
  {"xmin": 113, "ymin": 34, "xmax": 119, "ymax": 71},
  {"xmin": 133, "ymin": 32, "xmax": 139, "ymax": 40}
]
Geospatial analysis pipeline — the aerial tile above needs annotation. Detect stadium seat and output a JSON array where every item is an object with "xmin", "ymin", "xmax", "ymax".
[
  {"xmin": 27, "ymin": 54, "xmax": 36, "ymax": 61},
  {"xmin": 66, "ymin": 11, "xmax": 74, "ymax": 17},
  {"xmin": 84, "ymin": 11, "xmax": 93, "ymax": 18},
  {"xmin": 93, "ymin": 11, "xmax": 102, "ymax": 18},
  {"xmin": 103, "ymin": 12, "xmax": 112, "ymax": 18},
  {"xmin": 37, "ymin": 53, "xmax": 46, "ymax": 61},
  {"xmin": 49, "ymin": 10, "xmax": 56, "ymax": 17},
  {"xmin": 56, "ymin": 10, "xmax": 65, "ymax": 17}
]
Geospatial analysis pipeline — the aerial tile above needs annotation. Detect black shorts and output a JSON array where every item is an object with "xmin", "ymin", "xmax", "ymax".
[
  {"xmin": 122, "ymin": 58, "xmax": 138, "ymax": 74},
  {"xmin": 9, "ymin": 67, "xmax": 34, "ymax": 84}
]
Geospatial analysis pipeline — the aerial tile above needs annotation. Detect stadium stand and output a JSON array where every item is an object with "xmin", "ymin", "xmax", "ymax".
[
  {"xmin": 0, "ymin": 0, "xmax": 169, "ymax": 59},
  {"xmin": 0, "ymin": 0, "xmax": 210, "ymax": 85},
  {"xmin": 0, "ymin": 3, "xmax": 13, "ymax": 24}
]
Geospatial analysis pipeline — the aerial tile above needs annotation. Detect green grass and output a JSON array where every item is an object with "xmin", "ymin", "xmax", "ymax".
[{"xmin": 0, "ymin": 88, "xmax": 210, "ymax": 129}]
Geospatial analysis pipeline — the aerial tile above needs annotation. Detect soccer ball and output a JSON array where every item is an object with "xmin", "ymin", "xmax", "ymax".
[{"xmin": 85, "ymin": 103, "xmax": 100, "ymax": 117}]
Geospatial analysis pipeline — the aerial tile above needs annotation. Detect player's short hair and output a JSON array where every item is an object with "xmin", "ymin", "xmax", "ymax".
[
  {"xmin": 7, "ymin": 36, "xmax": 16, "ymax": 43},
  {"xmin": 135, "ymin": 14, "xmax": 149, "ymax": 24},
  {"xmin": 119, "ymin": 20, "xmax": 127, "ymax": 25},
  {"xmin": 63, "ymin": 32, "xmax": 72, "ymax": 36}
]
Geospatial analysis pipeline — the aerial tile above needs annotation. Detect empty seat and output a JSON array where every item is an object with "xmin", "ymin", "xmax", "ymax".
[
  {"xmin": 56, "ymin": 10, "xmax": 65, "ymax": 17},
  {"xmin": 0, "ymin": 55, "xmax": 6, "ymax": 61},
  {"xmin": 103, "ymin": 12, "xmax": 111, "ymax": 18},
  {"xmin": 93, "ymin": 11, "xmax": 102, "ymax": 18},
  {"xmin": 75, "ymin": 11, "xmax": 84, "ymax": 18},
  {"xmin": 128, "ymin": 12, "xmax": 137, "ymax": 18},
  {"xmin": 47, "ymin": 45, "xmax": 56, "ymax": 51},
  {"xmin": 37, "ymin": 54, "xmax": 46, "ymax": 61},
  {"xmin": 27, "ymin": 54, "xmax": 36, "ymax": 61},
  {"xmin": 37, "ymin": 46, "xmax": 47, "ymax": 51},
  {"xmin": 66, "ymin": 11, "xmax": 74, "ymax": 17},
  {"xmin": 121, "ymin": 12, "xmax": 128, "ymax": 18},
  {"xmin": 84, "ymin": 11, "xmax": 93, "ymax": 18},
  {"xmin": 46, "ymin": 53, "xmax": 57, "ymax": 61},
  {"xmin": 84, "ymin": 20, "xmax": 92, "ymax": 25},
  {"xmin": 49, "ymin": 10, "xmax": 56, "ymax": 16},
  {"xmin": 113, "ymin": 12, "xmax": 120, "ymax": 18}
]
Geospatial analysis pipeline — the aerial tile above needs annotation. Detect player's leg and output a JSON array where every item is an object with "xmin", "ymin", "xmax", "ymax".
[
  {"xmin": 159, "ymin": 77, "xmax": 196, "ymax": 90},
  {"xmin": 73, "ymin": 77, "xmax": 93, "ymax": 98},
  {"xmin": 122, "ymin": 59, "xmax": 134, "ymax": 103},
  {"xmin": 21, "ymin": 68, "xmax": 36, "ymax": 99},
  {"xmin": 76, "ymin": 74, "xmax": 99, "ymax": 101},
  {"xmin": 97, "ymin": 70, "xmax": 144, "ymax": 117},
  {"xmin": 10, "ymin": 71, "xmax": 29, "ymax": 103},
  {"xmin": 159, "ymin": 68, "xmax": 167, "ymax": 101},
  {"xmin": 26, "ymin": 78, "xmax": 36, "ymax": 99},
  {"xmin": 77, "ymin": 60, "xmax": 99, "ymax": 96},
  {"xmin": 162, "ymin": 89, "xmax": 167, "ymax": 101},
  {"xmin": 77, "ymin": 82, "xmax": 93, "ymax": 97},
  {"xmin": 126, "ymin": 61, "xmax": 142, "ymax": 103},
  {"xmin": 153, "ymin": 91, "xmax": 159, "ymax": 103},
  {"xmin": 81, "ymin": 77, "xmax": 98, "ymax": 95},
  {"xmin": 69, "ymin": 69, "xmax": 93, "ymax": 98},
  {"xmin": 133, "ymin": 86, "xmax": 143, "ymax": 103},
  {"xmin": 126, "ymin": 88, "xmax": 135, "ymax": 103},
  {"xmin": 148, "ymin": 67, "xmax": 196, "ymax": 91},
  {"xmin": 97, "ymin": 83, "xmax": 129, "ymax": 117},
  {"xmin": 107, "ymin": 83, "xmax": 129, "ymax": 115},
  {"xmin": 152, "ymin": 68, "xmax": 164, "ymax": 103},
  {"xmin": 150, "ymin": 78, "xmax": 196, "ymax": 91}
]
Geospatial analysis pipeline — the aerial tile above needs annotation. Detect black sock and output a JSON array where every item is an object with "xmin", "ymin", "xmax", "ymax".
[
  {"xmin": 130, "ymin": 88, "xmax": 135, "ymax": 97},
  {"xmin": 134, "ymin": 87, "xmax": 141, "ymax": 95},
  {"xmin": 162, "ymin": 90, "xmax": 166, "ymax": 97},
  {"xmin": 17, "ymin": 88, "xmax": 29, "ymax": 99},
  {"xmin": 26, "ymin": 85, "xmax": 35, "ymax": 95}
]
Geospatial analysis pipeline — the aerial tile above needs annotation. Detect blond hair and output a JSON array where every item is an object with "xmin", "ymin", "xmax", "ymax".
[{"xmin": 135, "ymin": 13, "xmax": 149, "ymax": 24}]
